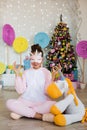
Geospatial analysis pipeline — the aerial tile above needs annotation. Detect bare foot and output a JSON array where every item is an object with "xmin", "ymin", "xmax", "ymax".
[
  {"xmin": 10, "ymin": 112, "xmax": 22, "ymax": 120},
  {"xmin": 34, "ymin": 112, "xmax": 42, "ymax": 120}
]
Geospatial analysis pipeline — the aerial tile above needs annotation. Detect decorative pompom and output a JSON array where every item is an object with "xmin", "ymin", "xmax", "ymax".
[
  {"xmin": 13, "ymin": 37, "xmax": 28, "ymax": 53},
  {"xmin": 0, "ymin": 62, "xmax": 6, "ymax": 74}
]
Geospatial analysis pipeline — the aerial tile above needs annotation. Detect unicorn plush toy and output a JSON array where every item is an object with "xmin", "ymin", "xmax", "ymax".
[{"xmin": 43, "ymin": 66, "xmax": 86, "ymax": 126}]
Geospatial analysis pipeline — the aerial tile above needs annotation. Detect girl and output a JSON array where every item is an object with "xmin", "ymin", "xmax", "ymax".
[{"xmin": 6, "ymin": 44, "xmax": 55, "ymax": 121}]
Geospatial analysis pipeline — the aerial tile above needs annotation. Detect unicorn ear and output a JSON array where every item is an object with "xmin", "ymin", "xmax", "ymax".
[
  {"xmin": 35, "ymin": 50, "xmax": 42, "ymax": 56},
  {"xmin": 30, "ymin": 50, "xmax": 42, "ymax": 57},
  {"xmin": 35, "ymin": 50, "xmax": 38, "ymax": 56}
]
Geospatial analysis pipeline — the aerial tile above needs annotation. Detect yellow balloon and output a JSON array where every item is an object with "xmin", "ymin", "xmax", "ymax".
[
  {"xmin": 13, "ymin": 37, "xmax": 29, "ymax": 53},
  {"xmin": 0, "ymin": 62, "xmax": 6, "ymax": 74}
]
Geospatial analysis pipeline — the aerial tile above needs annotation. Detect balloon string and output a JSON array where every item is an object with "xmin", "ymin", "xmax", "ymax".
[
  {"xmin": 20, "ymin": 53, "xmax": 22, "ymax": 66},
  {"xmin": 76, "ymin": 56, "xmax": 83, "ymax": 80},
  {"xmin": 7, "ymin": 45, "xmax": 9, "ymax": 65},
  {"xmin": 82, "ymin": 59, "xmax": 85, "ymax": 83}
]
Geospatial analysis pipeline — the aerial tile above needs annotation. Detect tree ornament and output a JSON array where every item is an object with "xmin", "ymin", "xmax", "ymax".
[
  {"xmin": 50, "ymin": 49, "xmax": 55, "ymax": 53},
  {"xmin": 58, "ymin": 40, "xmax": 61, "ymax": 45}
]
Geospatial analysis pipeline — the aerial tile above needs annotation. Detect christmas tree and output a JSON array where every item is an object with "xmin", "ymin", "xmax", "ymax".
[{"xmin": 45, "ymin": 15, "xmax": 78, "ymax": 81}]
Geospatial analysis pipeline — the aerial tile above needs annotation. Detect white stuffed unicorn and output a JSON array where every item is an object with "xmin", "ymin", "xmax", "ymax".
[{"xmin": 43, "ymin": 66, "xmax": 87, "ymax": 126}]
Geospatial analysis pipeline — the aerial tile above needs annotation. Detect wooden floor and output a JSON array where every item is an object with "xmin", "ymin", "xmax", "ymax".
[{"xmin": 0, "ymin": 87, "xmax": 87, "ymax": 130}]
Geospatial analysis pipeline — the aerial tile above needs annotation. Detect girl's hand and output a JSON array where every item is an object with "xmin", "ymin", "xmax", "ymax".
[
  {"xmin": 51, "ymin": 66, "xmax": 58, "ymax": 81},
  {"xmin": 12, "ymin": 61, "xmax": 21, "ymax": 76},
  {"xmin": 51, "ymin": 64, "xmax": 62, "ymax": 81}
]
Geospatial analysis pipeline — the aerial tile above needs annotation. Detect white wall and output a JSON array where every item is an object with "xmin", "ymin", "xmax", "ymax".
[
  {"xmin": 77, "ymin": 0, "xmax": 87, "ymax": 84},
  {"xmin": 78, "ymin": 0, "xmax": 87, "ymax": 40}
]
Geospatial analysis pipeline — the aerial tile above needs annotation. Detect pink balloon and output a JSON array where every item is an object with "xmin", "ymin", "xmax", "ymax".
[{"xmin": 2, "ymin": 24, "xmax": 15, "ymax": 46}]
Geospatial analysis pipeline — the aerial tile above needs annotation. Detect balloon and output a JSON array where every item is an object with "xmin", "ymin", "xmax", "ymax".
[
  {"xmin": 0, "ymin": 62, "xmax": 6, "ymax": 74},
  {"xmin": 13, "ymin": 37, "xmax": 29, "ymax": 53},
  {"xmin": 34, "ymin": 32, "xmax": 50, "ymax": 48},
  {"xmin": 2, "ymin": 24, "xmax": 15, "ymax": 46},
  {"xmin": 76, "ymin": 40, "xmax": 87, "ymax": 58}
]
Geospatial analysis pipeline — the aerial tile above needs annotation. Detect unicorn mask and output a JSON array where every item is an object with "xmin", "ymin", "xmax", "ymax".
[{"xmin": 30, "ymin": 50, "xmax": 43, "ymax": 63}]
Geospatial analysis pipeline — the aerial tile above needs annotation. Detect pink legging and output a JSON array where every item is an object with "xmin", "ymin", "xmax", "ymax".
[{"xmin": 6, "ymin": 97, "xmax": 56, "ymax": 118}]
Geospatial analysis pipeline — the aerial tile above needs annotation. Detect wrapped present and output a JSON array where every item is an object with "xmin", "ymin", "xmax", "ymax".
[
  {"xmin": 72, "ymin": 70, "xmax": 78, "ymax": 81},
  {"xmin": 63, "ymin": 73, "xmax": 78, "ymax": 89},
  {"xmin": 72, "ymin": 81, "xmax": 79, "ymax": 89},
  {"xmin": 64, "ymin": 73, "xmax": 74, "ymax": 81}
]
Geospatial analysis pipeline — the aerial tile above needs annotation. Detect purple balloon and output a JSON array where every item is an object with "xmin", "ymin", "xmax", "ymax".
[
  {"xmin": 76, "ymin": 40, "xmax": 87, "ymax": 59},
  {"xmin": 2, "ymin": 24, "xmax": 15, "ymax": 46}
]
